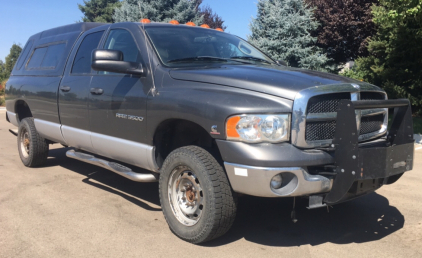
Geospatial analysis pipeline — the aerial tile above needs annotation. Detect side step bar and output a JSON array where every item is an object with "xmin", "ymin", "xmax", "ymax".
[{"xmin": 66, "ymin": 150, "xmax": 158, "ymax": 182}]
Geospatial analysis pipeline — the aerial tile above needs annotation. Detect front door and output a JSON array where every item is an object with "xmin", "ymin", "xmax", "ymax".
[{"xmin": 89, "ymin": 26, "xmax": 152, "ymax": 168}]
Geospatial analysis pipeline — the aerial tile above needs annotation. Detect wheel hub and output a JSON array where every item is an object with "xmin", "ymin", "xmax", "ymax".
[{"xmin": 168, "ymin": 166, "xmax": 204, "ymax": 226}]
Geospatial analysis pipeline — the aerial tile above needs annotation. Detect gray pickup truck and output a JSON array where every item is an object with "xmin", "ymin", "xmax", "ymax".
[{"xmin": 5, "ymin": 22, "xmax": 414, "ymax": 244}]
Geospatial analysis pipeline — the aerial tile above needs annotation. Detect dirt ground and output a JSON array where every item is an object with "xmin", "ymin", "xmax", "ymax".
[{"xmin": 1, "ymin": 109, "xmax": 421, "ymax": 258}]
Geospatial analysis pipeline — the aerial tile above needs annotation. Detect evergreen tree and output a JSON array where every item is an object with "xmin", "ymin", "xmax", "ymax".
[
  {"xmin": 78, "ymin": 0, "xmax": 121, "ymax": 23},
  {"xmin": 3, "ymin": 44, "xmax": 22, "ymax": 78},
  {"xmin": 306, "ymin": 0, "xmax": 377, "ymax": 66},
  {"xmin": 345, "ymin": 0, "xmax": 422, "ymax": 114},
  {"xmin": 113, "ymin": 0, "xmax": 203, "ymax": 24},
  {"xmin": 248, "ymin": 0, "xmax": 329, "ymax": 70}
]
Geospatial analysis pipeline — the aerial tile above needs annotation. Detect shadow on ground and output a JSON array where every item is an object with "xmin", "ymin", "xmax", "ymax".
[{"xmin": 47, "ymin": 147, "xmax": 404, "ymax": 247}]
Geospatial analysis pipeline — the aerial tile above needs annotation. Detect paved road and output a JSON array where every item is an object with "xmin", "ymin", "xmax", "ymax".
[{"xmin": 1, "ymin": 109, "xmax": 421, "ymax": 258}]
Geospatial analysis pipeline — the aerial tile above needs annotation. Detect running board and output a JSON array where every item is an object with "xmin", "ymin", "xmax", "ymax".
[
  {"xmin": 9, "ymin": 129, "xmax": 18, "ymax": 136},
  {"xmin": 66, "ymin": 150, "xmax": 158, "ymax": 182}
]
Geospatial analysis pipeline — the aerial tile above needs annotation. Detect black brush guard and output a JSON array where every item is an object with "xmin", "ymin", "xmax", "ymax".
[{"xmin": 324, "ymin": 99, "xmax": 414, "ymax": 205}]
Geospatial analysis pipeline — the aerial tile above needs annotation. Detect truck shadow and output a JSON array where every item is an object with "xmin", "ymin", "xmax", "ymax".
[
  {"xmin": 46, "ymin": 147, "xmax": 161, "ymax": 212},
  {"xmin": 46, "ymin": 147, "xmax": 404, "ymax": 247},
  {"xmin": 204, "ymin": 192, "xmax": 404, "ymax": 247}
]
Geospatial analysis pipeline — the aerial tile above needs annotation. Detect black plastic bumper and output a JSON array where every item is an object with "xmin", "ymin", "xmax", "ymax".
[{"xmin": 216, "ymin": 140, "xmax": 334, "ymax": 167}]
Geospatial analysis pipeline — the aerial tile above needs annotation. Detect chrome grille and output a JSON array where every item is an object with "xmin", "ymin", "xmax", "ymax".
[{"xmin": 303, "ymin": 92, "xmax": 387, "ymax": 143}]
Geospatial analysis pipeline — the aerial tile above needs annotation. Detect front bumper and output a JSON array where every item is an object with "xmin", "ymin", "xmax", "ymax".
[{"xmin": 218, "ymin": 99, "xmax": 414, "ymax": 204}]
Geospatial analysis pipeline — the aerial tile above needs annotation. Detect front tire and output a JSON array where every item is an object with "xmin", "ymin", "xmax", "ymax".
[
  {"xmin": 17, "ymin": 118, "xmax": 49, "ymax": 167},
  {"xmin": 159, "ymin": 146, "xmax": 237, "ymax": 244}
]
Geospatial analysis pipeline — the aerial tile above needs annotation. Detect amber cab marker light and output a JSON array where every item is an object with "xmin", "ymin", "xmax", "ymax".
[
  {"xmin": 200, "ymin": 24, "xmax": 210, "ymax": 28},
  {"xmin": 226, "ymin": 116, "xmax": 241, "ymax": 138},
  {"xmin": 216, "ymin": 28, "xmax": 224, "ymax": 32},
  {"xmin": 186, "ymin": 22, "xmax": 196, "ymax": 26},
  {"xmin": 140, "ymin": 18, "xmax": 151, "ymax": 23},
  {"xmin": 169, "ymin": 20, "xmax": 179, "ymax": 25}
]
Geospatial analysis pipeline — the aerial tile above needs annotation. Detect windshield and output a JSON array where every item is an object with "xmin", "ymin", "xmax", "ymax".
[{"xmin": 144, "ymin": 26, "xmax": 275, "ymax": 67}]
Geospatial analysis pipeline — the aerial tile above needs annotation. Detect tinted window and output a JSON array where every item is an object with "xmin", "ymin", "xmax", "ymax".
[
  {"xmin": 71, "ymin": 31, "xmax": 104, "ymax": 74},
  {"xmin": 41, "ymin": 43, "xmax": 66, "ymax": 68},
  {"xmin": 16, "ymin": 40, "xmax": 33, "ymax": 70},
  {"xmin": 103, "ymin": 29, "xmax": 140, "ymax": 63},
  {"xmin": 26, "ymin": 47, "xmax": 47, "ymax": 69}
]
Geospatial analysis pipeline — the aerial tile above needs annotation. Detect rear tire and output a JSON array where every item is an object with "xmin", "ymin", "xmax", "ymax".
[
  {"xmin": 159, "ymin": 146, "xmax": 237, "ymax": 244},
  {"xmin": 17, "ymin": 118, "xmax": 49, "ymax": 167}
]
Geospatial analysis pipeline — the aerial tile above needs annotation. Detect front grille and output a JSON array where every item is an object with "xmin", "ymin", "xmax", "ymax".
[
  {"xmin": 304, "ymin": 92, "xmax": 386, "ymax": 142},
  {"xmin": 307, "ymin": 93, "xmax": 351, "ymax": 113},
  {"xmin": 306, "ymin": 121, "xmax": 336, "ymax": 141},
  {"xmin": 360, "ymin": 114, "xmax": 384, "ymax": 135}
]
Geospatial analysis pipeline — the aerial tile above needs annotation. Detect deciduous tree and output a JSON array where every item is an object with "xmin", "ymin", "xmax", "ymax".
[
  {"xmin": 3, "ymin": 44, "xmax": 22, "ymax": 79},
  {"xmin": 306, "ymin": 0, "xmax": 377, "ymax": 65},
  {"xmin": 199, "ymin": 5, "xmax": 227, "ymax": 29}
]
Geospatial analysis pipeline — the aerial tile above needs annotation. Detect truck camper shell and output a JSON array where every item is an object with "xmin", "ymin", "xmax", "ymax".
[{"xmin": 12, "ymin": 22, "xmax": 105, "ymax": 77}]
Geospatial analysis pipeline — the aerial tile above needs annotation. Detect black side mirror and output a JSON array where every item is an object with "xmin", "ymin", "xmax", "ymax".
[
  {"xmin": 277, "ymin": 60, "xmax": 288, "ymax": 66},
  {"xmin": 91, "ymin": 49, "xmax": 144, "ymax": 75}
]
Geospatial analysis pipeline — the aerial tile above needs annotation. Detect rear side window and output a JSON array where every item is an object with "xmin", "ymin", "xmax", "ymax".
[
  {"xmin": 26, "ymin": 43, "xmax": 66, "ymax": 70},
  {"xmin": 15, "ymin": 40, "xmax": 34, "ymax": 70},
  {"xmin": 71, "ymin": 31, "xmax": 104, "ymax": 74}
]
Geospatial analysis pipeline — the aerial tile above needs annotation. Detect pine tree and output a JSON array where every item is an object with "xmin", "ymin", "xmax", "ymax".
[
  {"xmin": 248, "ymin": 0, "xmax": 329, "ymax": 70},
  {"xmin": 78, "ymin": 0, "xmax": 121, "ymax": 23},
  {"xmin": 113, "ymin": 0, "xmax": 203, "ymax": 25}
]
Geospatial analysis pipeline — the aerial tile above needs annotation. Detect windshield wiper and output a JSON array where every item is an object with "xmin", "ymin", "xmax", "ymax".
[
  {"xmin": 229, "ymin": 56, "xmax": 272, "ymax": 64},
  {"xmin": 167, "ymin": 56, "xmax": 229, "ymax": 63}
]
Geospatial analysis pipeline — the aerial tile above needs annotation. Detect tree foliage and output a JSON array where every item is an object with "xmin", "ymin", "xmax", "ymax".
[
  {"xmin": 248, "ymin": 0, "xmax": 330, "ymax": 70},
  {"xmin": 1, "ymin": 44, "xmax": 22, "ymax": 80},
  {"xmin": 113, "ymin": 0, "xmax": 203, "ymax": 24},
  {"xmin": 199, "ymin": 5, "xmax": 227, "ymax": 29},
  {"xmin": 345, "ymin": 0, "xmax": 422, "ymax": 114},
  {"xmin": 78, "ymin": 0, "xmax": 121, "ymax": 23},
  {"xmin": 306, "ymin": 0, "xmax": 377, "ymax": 65}
]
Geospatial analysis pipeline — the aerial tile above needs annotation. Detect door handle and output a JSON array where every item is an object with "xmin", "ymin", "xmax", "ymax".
[
  {"xmin": 60, "ymin": 86, "xmax": 71, "ymax": 92},
  {"xmin": 90, "ymin": 88, "xmax": 104, "ymax": 95}
]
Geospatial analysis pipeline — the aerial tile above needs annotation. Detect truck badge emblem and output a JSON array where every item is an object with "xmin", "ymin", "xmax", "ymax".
[
  {"xmin": 351, "ymin": 84, "xmax": 360, "ymax": 90},
  {"xmin": 210, "ymin": 125, "xmax": 220, "ymax": 135},
  {"xmin": 116, "ymin": 113, "xmax": 144, "ymax": 122}
]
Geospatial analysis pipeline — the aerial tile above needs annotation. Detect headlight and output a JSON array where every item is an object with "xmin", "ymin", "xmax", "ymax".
[{"xmin": 226, "ymin": 114, "xmax": 290, "ymax": 143}]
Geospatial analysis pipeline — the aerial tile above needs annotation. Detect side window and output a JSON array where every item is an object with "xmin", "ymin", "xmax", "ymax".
[
  {"xmin": 41, "ymin": 44, "xmax": 66, "ymax": 68},
  {"xmin": 26, "ymin": 47, "xmax": 48, "ymax": 69},
  {"xmin": 26, "ymin": 43, "xmax": 66, "ymax": 70},
  {"xmin": 103, "ymin": 29, "xmax": 141, "ymax": 63},
  {"xmin": 16, "ymin": 40, "xmax": 34, "ymax": 70},
  {"xmin": 71, "ymin": 31, "xmax": 104, "ymax": 74}
]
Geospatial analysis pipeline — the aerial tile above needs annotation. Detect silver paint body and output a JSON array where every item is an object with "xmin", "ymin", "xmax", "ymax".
[{"xmin": 224, "ymin": 162, "xmax": 333, "ymax": 197}]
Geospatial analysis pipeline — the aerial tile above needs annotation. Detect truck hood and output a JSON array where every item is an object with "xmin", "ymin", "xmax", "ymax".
[{"xmin": 169, "ymin": 64, "xmax": 361, "ymax": 100}]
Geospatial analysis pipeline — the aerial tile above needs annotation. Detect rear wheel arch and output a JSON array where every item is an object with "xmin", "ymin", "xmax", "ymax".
[{"xmin": 14, "ymin": 100, "xmax": 33, "ymax": 124}]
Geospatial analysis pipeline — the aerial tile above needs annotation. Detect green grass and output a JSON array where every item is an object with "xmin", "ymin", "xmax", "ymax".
[{"xmin": 414, "ymin": 117, "xmax": 422, "ymax": 134}]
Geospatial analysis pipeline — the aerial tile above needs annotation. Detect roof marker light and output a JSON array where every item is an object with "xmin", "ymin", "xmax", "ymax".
[
  {"xmin": 216, "ymin": 28, "xmax": 224, "ymax": 32},
  {"xmin": 186, "ymin": 22, "xmax": 196, "ymax": 26},
  {"xmin": 140, "ymin": 19, "xmax": 151, "ymax": 24},
  {"xmin": 169, "ymin": 20, "xmax": 179, "ymax": 25},
  {"xmin": 200, "ymin": 24, "xmax": 210, "ymax": 28}
]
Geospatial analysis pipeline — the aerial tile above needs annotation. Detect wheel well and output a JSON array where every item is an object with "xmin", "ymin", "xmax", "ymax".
[
  {"xmin": 154, "ymin": 119, "xmax": 222, "ymax": 168},
  {"xmin": 15, "ymin": 100, "xmax": 33, "ymax": 123}
]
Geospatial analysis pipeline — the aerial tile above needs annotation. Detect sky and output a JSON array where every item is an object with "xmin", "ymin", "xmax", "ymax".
[{"xmin": 0, "ymin": 0, "xmax": 258, "ymax": 62}]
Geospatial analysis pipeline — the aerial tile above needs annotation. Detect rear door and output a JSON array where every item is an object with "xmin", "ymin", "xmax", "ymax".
[
  {"xmin": 59, "ymin": 27, "xmax": 107, "ymax": 151},
  {"xmin": 88, "ymin": 24, "xmax": 152, "ymax": 168}
]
